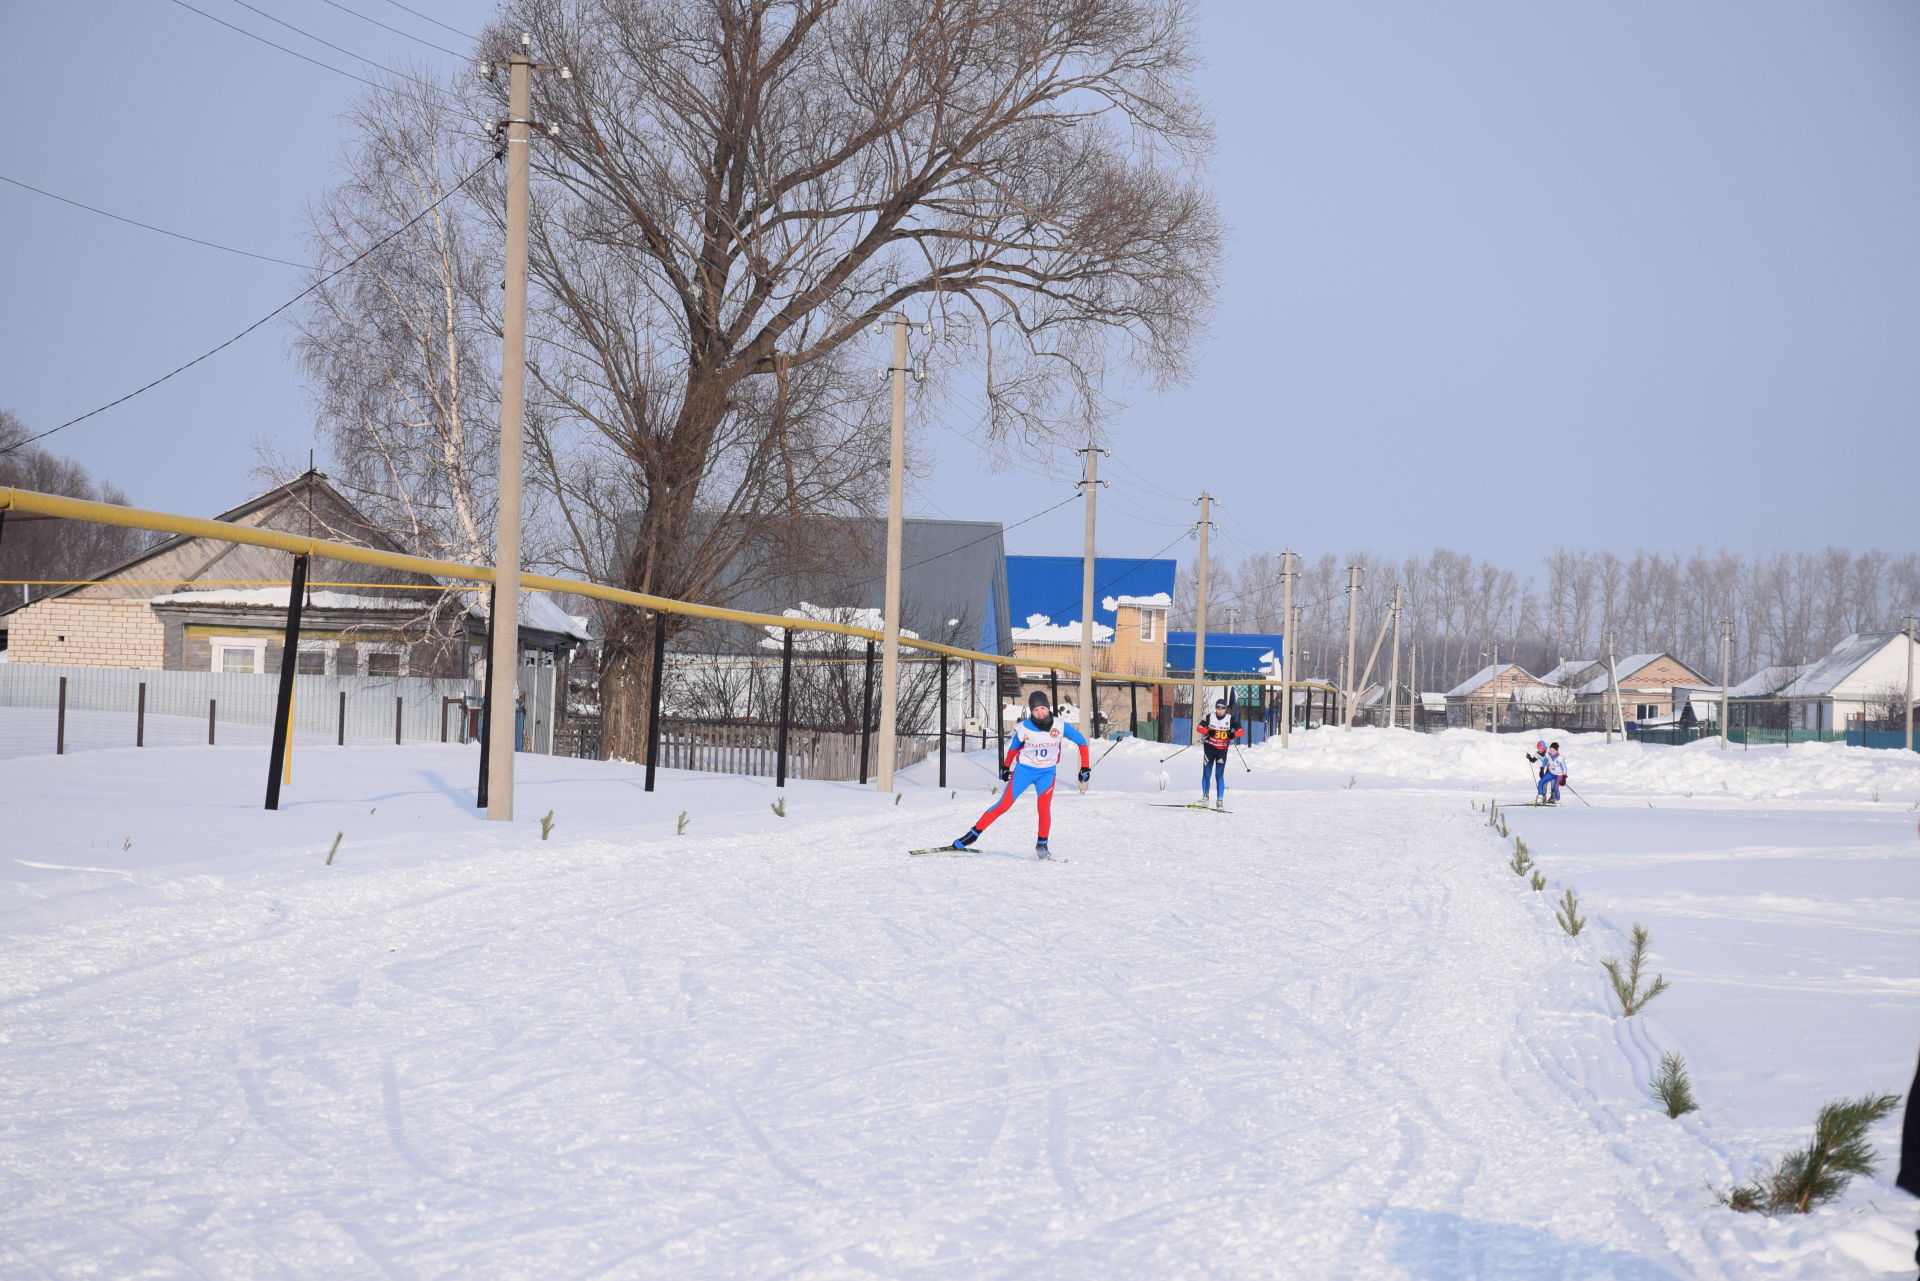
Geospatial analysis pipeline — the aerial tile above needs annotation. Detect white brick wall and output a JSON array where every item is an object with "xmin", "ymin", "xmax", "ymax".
[{"xmin": 7, "ymin": 599, "xmax": 166, "ymax": 669}]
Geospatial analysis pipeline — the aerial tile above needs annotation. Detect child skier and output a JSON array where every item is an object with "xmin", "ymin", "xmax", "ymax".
[
  {"xmin": 1196, "ymin": 697, "xmax": 1244, "ymax": 810},
  {"xmin": 950, "ymin": 691, "xmax": 1090, "ymax": 858},
  {"xmin": 1528, "ymin": 741, "xmax": 1568, "ymax": 804}
]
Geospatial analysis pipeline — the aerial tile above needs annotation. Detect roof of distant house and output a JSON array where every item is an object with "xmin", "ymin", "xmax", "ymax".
[
  {"xmin": 1005, "ymin": 555, "xmax": 1177, "ymax": 636},
  {"xmin": 1776, "ymin": 631, "xmax": 1910, "ymax": 699},
  {"xmin": 1164, "ymin": 630, "xmax": 1288, "ymax": 677},
  {"xmin": 1444, "ymin": 662, "xmax": 1536, "ymax": 699}
]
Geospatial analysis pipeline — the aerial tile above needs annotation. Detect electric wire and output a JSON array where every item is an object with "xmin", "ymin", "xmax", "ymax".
[
  {"xmin": 165, "ymin": 0, "xmax": 457, "ymax": 115},
  {"xmin": 378, "ymin": 0, "xmax": 479, "ymax": 42},
  {"xmin": 1033, "ymin": 530, "xmax": 1190, "ymax": 628},
  {"xmin": 0, "ymin": 173, "xmax": 313, "ymax": 270},
  {"xmin": 319, "ymin": 0, "xmax": 466, "ymax": 56},
  {"xmin": 0, "ymin": 153, "xmax": 500, "ymax": 459},
  {"xmin": 222, "ymin": 0, "xmax": 464, "ymax": 101},
  {"xmin": 841, "ymin": 493, "xmax": 1079, "ymax": 594}
]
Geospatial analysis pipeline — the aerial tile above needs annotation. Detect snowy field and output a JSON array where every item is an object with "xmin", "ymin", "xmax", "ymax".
[{"xmin": 2, "ymin": 724, "xmax": 1917, "ymax": 1279}]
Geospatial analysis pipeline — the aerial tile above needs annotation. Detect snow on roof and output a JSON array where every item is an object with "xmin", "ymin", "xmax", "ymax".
[
  {"xmin": 1012, "ymin": 613, "xmax": 1113, "ymax": 645},
  {"xmin": 1777, "ymin": 631, "xmax": 1907, "ymax": 699},
  {"xmin": 1539, "ymin": 659, "xmax": 1599, "ymax": 686},
  {"xmin": 1444, "ymin": 663, "xmax": 1538, "ymax": 699},
  {"xmin": 756, "ymin": 602, "xmax": 917, "ymax": 651},
  {"xmin": 151, "ymin": 588, "xmax": 436, "ymax": 611},
  {"xmin": 1728, "ymin": 664, "xmax": 1803, "ymax": 698},
  {"xmin": 1573, "ymin": 654, "xmax": 1667, "ymax": 696},
  {"xmin": 1419, "ymin": 692, "xmax": 1447, "ymax": 710},
  {"xmin": 464, "ymin": 590, "xmax": 595, "ymax": 641},
  {"xmin": 1102, "ymin": 592, "xmax": 1171, "ymax": 611}
]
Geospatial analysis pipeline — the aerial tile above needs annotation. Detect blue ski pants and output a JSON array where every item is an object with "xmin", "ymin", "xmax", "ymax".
[{"xmin": 1201, "ymin": 755, "xmax": 1227, "ymax": 799}]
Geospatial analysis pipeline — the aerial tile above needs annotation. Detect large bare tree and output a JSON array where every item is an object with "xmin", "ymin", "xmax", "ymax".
[{"xmin": 489, "ymin": 0, "xmax": 1223, "ymax": 758}]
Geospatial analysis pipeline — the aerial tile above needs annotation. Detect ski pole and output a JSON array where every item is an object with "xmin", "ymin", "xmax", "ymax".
[
  {"xmin": 1234, "ymin": 745, "xmax": 1251, "ymax": 773},
  {"xmin": 1094, "ymin": 737, "xmax": 1127, "ymax": 766},
  {"xmin": 1562, "ymin": 781, "xmax": 1592, "ymax": 807},
  {"xmin": 1158, "ymin": 743, "xmax": 1191, "ymax": 764}
]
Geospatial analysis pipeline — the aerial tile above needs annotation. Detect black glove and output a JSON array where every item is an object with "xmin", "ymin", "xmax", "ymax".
[
  {"xmin": 1077, "ymin": 767, "xmax": 1091, "ymax": 783},
  {"xmin": 998, "ymin": 764, "xmax": 1012, "ymax": 782}
]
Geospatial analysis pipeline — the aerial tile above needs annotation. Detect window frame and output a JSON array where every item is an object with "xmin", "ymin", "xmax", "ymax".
[
  {"xmin": 358, "ymin": 642, "xmax": 409, "ymax": 678},
  {"xmin": 211, "ymin": 638, "xmax": 267, "ymax": 675},
  {"xmin": 295, "ymin": 639, "xmax": 338, "ymax": 676}
]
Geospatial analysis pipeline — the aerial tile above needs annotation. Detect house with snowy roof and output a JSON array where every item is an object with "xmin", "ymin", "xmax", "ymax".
[
  {"xmin": 1004, "ymin": 554, "xmax": 1176, "ymax": 735},
  {"xmin": 1771, "ymin": 631, "xmax": 1917, "ymax": 734},
  {"xmin": 1442, "ymin": 663, "xmax": 1547, "ymax": 729},
  {"xmin": 0, "ymin": 471, "xmax": 589, "ymax": 678},
  {"xmin": 1570, "ymin": 653, "xmax": 1708, "ymax": 725}
]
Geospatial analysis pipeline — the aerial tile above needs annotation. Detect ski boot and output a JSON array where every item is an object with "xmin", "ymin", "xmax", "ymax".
[
  {"xmin": 952, "ymin": 828, "xmax": 980, "ymax": 850},
  {"xmin": 1035, "ymin": 838, "xmax": 1053, "ymax": 859}
]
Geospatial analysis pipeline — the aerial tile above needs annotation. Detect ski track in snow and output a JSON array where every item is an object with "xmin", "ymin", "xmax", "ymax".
[{"xmin": 1, "ymin": 730, "xmax": 1917, "ymax": 1278}]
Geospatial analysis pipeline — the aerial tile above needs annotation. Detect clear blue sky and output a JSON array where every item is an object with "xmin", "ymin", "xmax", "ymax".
[{"xmin": 7, "ymin": 1, "xmax": 1917, "ymax": 572}]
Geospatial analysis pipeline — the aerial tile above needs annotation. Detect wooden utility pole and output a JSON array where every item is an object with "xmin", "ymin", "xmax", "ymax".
[
  {"xmin": 1341, "ymin": 565, "xmax": 1361, "ymax": 728},
  {"xmin": 1191, "ymin": 494, "xmax": 1214, "ymax": 737},
  {"xmin": 1719, "ymin": 618, "xmax": 1732, "ymax": 749},
  {"xmin": 484, "ymin": 37, "xmax": 549, "ymax": 822},
  {"xmin": 875, "ymin": 314, "xmax": 912, "ymax": 792},
  {"xmin": 1076, "ymin": 444, "xmax": 1106, "ymax": 738},
  {"xmin": 1388, "ymin": 585, "xmax": 1403, "ymax": 730},
  {"xmin": 1279, "ymin": 550, "xmax": 1294, "ymax": 747}
]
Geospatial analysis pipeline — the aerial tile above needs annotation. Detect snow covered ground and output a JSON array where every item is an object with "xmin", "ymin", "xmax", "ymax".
[{"xmin": 2, "ymin": 724, "xmax": 1916, "ymax": 1278}]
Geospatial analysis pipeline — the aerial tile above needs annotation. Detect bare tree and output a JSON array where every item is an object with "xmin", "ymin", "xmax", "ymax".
[
  {"xmin": 0, "ymin": 410, "xmax": 153, "ymax": 611},
  {"xmin": 484, "ymin": 0, "xmax": 1223, "ymax": 759}
]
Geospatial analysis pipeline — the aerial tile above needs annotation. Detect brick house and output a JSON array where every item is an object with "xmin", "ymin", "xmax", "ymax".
[
  {"xmin": 1572, "ymin": 653, "xmax": 1709, "ymax": 725},
  {"xmin": 0, "ymin": 471, "xmax": 587, "ymax": 676},
  {"xmin": 1004, "ymin": 555, "xmax": 1176, "ymax": 736}
]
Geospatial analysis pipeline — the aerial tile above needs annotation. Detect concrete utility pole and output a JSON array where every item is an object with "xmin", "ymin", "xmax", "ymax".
[
  {"xmin": 1409, "ymin": 640, "xmax": 1418, "ymax": 730},
  {"xmin": 1191, "ymin": 494, "xmax": 1214, "ymax": 738},
  {"xmin": 1388, "ymin": 585, "xmax": 1403, "ymax": 730},
  {"xmin": 1904, "ymin": 614, "xmax": 1915, "ymax": 753},
  {"xmin": 1279, "ymin": 550, "xmax": 1295, "ymax": 747},
  {"xmin": 1719, "ymin": 618, "xmax": 1732, "ymax": 750},
  {"xmin": 875, "ymin": 314, "xmax": 913, "ymax": 791},
  {"xmin": 1341, "ymin": 565, "xmax": 1361, "ymax": 729},
  {"xmin": 1605, "ymin": 629, "xmax": 1624, "ymax": 742},
  {"xmin": 1489, "ymin": 640, "xmax": 1500, "ymax": 734},
  {"xmin": 485, "ymin": 36, "xmax": 559, "ymax": 822},
  {"xmin": 1076, "ymin": 444, "xmax": 1107, "ymax": 738}
]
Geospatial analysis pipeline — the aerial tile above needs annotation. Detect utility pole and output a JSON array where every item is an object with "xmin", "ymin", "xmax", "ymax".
[
  {"xmin": 1605, "ymin": 629, "xmax": 1624, "ymax": 742},
  {"xmin": 484, "ymin": 36, "xmax": 562, "ymax": 822},
  {"xmin": 1191, "ymin": 494, "xmax": 1214, "ymax": 739},
  {"xmin": 1341, "ymin": 565, "xmax": 1361, "ymax": 729},
  {"xmin": 1489, "ymin": 639, "xmax": 1500, "ymax": 734},
  {"xmin": 1076, "ymin": 444, "xmax": 1107, "ymax": 738},
  {"xmin": 1719, "ymin": 618, "xmax": 1732, "ymax": 750},
  {"xmin": 1904, "ymin": 614, "xmax": 1915, "ymax": 753},
  {"xmin": 1278, "ymin": 550, "xmax": 1295, "ymax": 747},
  {"xmin": 875, "ymin": 314, "xmax": 915, "ymax": 792},
  {"xmin": 1409, "ymin": 640, "xmax": 1418, "ymax": 730},
  {"xmin": 1388, "ymin": 585, "xmax": 1403, "ymax": 730}
]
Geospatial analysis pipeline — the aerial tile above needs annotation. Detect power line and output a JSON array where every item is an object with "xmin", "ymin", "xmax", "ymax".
[
  {"xmin": 1, "ymin": 153, "xmax": 499, "ymax": 459},
  {"xmin": 1034, "ymin": 530, "xmax": 1190, "ymax": 627},
  {"xmin": 844, "ymin": 493, "xmax": 1079, "ymax": 594},
  {"xmin": 319, "ymin": 0, "xmax": 466, "ymax": 57},
  {"xmin": 164, "ymin": 0, "xmax": 454, "ymax": 116},
  {"xmin": 378, "ymin": 0, "xmax": 479, "ymax": 42},
  {"xmin": 223, "ymin": 0, "xmax": 462, "ymax": 100},
  {"xmin": 0, "ymin": 172, "xmax": 312, "ymax": 270}
]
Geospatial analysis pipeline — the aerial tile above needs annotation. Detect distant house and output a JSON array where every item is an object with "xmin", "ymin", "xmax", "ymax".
[
  {"xmin": 0, "ymin": 471, "xmax": 587, "ymax": 677},
  {"xmin": 1005, "ymin": 554, "xmax": 1175, "ymax": 734},
  {"xmin": 1443, "ymin": 663, "xmax": 1545, "ymax": 729},
  {"xmin": 1723, "ymin": 664, "xmax": 1806, "ymax": 730},
  {"xmin": 1571, "ymin": 653, "xmax": 1709, "ymax": 725},
  {"xmin": 1774, "ymin": 631, "xmax": 1918, "ymax": 733}
]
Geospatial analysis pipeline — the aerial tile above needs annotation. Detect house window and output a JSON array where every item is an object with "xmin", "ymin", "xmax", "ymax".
[
  {"xmin": 1637, "ymin": 703, "xmax": 1658, "ymax": 720},
  {"xmin": 212, "ymin": 639, "xmax": 266, "ymax": 674},
  {"xmin": 1140, "ymin": 609, "xmax": 1159, "ymax": 642},
  {"xmin": 295, "ymin": 641, "xmax": 337, "ymax": 676},
  {"xmin": 361, "ymin": 644, "xmax": 408, "ymax": 678}
]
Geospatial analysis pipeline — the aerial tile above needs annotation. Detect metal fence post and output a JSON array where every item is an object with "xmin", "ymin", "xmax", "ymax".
[
  {"xmin": 208, "ymin": 698, "xmax": 216, "ymax": 746},
  {"xmin": 1129, "ymin": 682, "xmax": 1138, "ymax": 736},
  {"xmin": 776, "ymin": 627, "xmax": 794, "ymax": 789},
  {"xmin": 136, "ymin": 681, "xmax": 146, "ymax": 747},
  {"xmin": 265, "ymin": 553, "xmax": 308, "ymax": 811},
  {"xmin": 645, "ymin": 612, "xmax": 666, "ymax": 793},
  {"xmin": 395, "ymin": 696, "xmax": 404, "ymax": 745},
  {"xmin": 56, "ymin": 676, "xmax": 67, "ymax": 755},
  {"xmin": 938, "ymin": 653, "xmax": 948, "ymax": 787},
  {"xmin": 858, "ymin": 639, "xmax": 875, "ymax": 785},
  {"xmin": 339, "ymin": 690, "xmax": 347, "ymax": 745},
  {"xmin": 477, "ymin": 585, "xmax": 495, "ymax": 808}
]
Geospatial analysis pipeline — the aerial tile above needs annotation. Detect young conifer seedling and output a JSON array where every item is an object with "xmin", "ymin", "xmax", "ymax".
[
  {"xmin": 1529, "ymin": 869, "xmax": 1546, "ymax": 891},
  {"xmin": 539, "ymin": 810, "xmax": 556, "ymax": 840},
  {"xmin": 325, "ymin": 832, "xmax": 344, "ymax": 866},
  {"xmin": 1648, "ymin": 1051, "xmax": 1699, "ymax": 1118},
  {"xmin": 771, "ymin": 796, "xmax": 786, "ymax": 817},
  {"xmin": 1554, "ymin": 889, "xmax": 1585, "ymax": 936},
  {"xmin": 676, "ymin": 810, "xmax": 689, "ymax": 835},
  {"xmin": 1602, "ymin": 923, "xmax": 1669, "ymax": 1015},
  {"xmin": 1717, "ymin": 1093, "xmax": 1900, "ymax": 1213}
]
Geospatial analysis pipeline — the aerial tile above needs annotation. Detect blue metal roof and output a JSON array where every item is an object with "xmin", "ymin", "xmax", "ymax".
[
  {"xmin": 1165, "ymin": 630, "xmax": 1287, "ymax": 676},
  {"xmin": 1005, "ymin": 554, "xmax": 1177, "ymax": 630}
]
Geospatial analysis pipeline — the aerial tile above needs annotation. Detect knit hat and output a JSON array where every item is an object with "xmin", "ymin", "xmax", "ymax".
[{"xmin": 1029, "ymin": 690, "xmax": 1051, "ymax": 710}]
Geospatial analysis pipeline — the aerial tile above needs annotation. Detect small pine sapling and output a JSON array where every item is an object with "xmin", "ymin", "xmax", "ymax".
[
  {"xmin": 771, "ymin": 795, "xmax": 787, "ymax": 817},
  {"xmin": 1529, "ymin": 868, "xmax": 1546, "ymax": 891},
  {"xmin": 894, "ymin": 793, "xmax": 902, "ymax": 805},
  {"xmin": 1649, "ymin": 1051, "xmax": 1699, "ymax": 1118},
  {"xmin": 1554, "ymin": 889, "xmax": 1585, "ymax": 935},
  {"xmin": 1508, "ymin": 837, "xmax": 1532, "ymax": 877},
  {"xmin": 539, "ymin": 810, "xmax": 556, "ymax": 840},
  {"xmin": 1718, "ymin": 1093, "xmax": 1900, "ymax": 1213},
  {"xmin": 1602, "ymin": 923, "xmax": 1670, "ymax": 1015},
  {"xmin": 325, "ymin": 832, "xmax": 344, "ymax": 865},
  {"xmin": 676, "ymin": 810, "xmax": 689, "ymax": 835}
]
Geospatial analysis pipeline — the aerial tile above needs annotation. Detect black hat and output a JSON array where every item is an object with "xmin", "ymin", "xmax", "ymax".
[
  {"xmin": 1029, "ymin": 690, "xmax": 1051, "ymax": 710},
  {"xmin": 1214, "ymin": 697, "xmax": 1228, "ymax": 708},
  {"xmin": 1549, "ymin": 741, "xmax": 1560, "ymax": 749}
]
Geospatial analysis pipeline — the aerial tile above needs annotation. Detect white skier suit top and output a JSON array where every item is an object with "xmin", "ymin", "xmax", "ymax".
[
  {"xmin": 1008, "ymin": 717, "xmax": 1088, "ymax": 772},
  {"xmin": 1542, "ymin": 749, "xmax": 1567, "ymax": 778}
]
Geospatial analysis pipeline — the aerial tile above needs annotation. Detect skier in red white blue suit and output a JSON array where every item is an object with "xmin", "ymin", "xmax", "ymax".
[{"xmin": 950, "ymin": 691, "xmax": 1090, "ymax": 857}]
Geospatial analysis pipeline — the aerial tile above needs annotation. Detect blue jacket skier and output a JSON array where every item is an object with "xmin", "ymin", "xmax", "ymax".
[
  {"xmin": 1527, "ymin": 742, "xmax": 1568, "ymax": 803},
  {"xmin": 951, "ymin": 691, "xmax": 1090, "ymax": 857}
]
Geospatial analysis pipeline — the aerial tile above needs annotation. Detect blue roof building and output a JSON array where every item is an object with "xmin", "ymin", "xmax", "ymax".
[
  {"xmin": 1165, "ymin": 631, "xmax": 1287, "ymax": 677},
  {"xmin": 1004, "ymin": 554, "xmax": 1176, "ymax": 632}
]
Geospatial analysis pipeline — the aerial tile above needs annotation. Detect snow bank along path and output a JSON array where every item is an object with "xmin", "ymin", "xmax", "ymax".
[{"xmin": 1, "ymin": 729, "xmax": 1916, "ymax": 1278}]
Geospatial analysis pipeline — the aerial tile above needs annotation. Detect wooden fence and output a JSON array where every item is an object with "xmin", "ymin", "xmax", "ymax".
[{"xmin": 653, "ymin": 720, "xmax": 933, "ymax": 781}]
